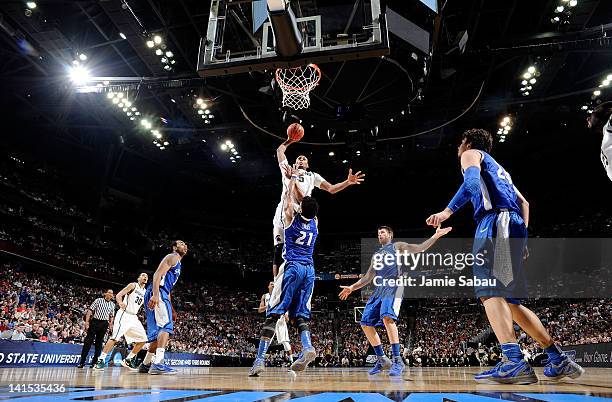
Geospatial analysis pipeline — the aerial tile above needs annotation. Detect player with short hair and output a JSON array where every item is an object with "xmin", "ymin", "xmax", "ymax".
[
  {"xmin": 93, "ymin": 273, "xmax": 149, "ymax": 370},
  {"xmin": 426, "ymin": 128, "xmax": 584, "ymax": 384},
  {"xmin": 138, "ymin": 240, "xmax": 187, "ymax": 375},
  {"xmin": 339, "ymin": 225, "xmax": 451, "ymax": 377},
  {"xmin": 258, "ymin": 281, "xmax": 293, "ymax": 364},
  {"xmin": 587, "ymin": 101, "xmax": 612, "ymax": 181},
  {"xmin": 250, "ymin": 165, "xmax": 319, "ymax": 376},
  {"xmin": 273, "ymin": 134, "xmax": 364, "ymax": 278}
]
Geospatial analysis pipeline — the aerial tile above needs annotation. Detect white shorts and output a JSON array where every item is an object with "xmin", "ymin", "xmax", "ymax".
[
  {"xmin": 274, "ymin": 316, "xmax": 290, "ymax": 344},
  {"xmin": 111, "ymin": 309, "xmax": 147, "ymax": 344},
  {"xmin": 273, "ymin": 204, "xmax": 285, "ymax": 245}
]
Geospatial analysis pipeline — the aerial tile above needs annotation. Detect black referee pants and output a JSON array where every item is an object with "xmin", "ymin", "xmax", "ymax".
[{"xmin": 79, "ymin": 319, "xmax": 108, "ymax": 366}]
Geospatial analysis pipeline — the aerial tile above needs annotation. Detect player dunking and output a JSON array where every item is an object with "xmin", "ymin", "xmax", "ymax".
[
  {"xmin": 138, "ymin": 240, "xmax": 187, "ymax": 375},
  {"xmin": 273, "ymin": 134, "xmax": 364, "ymax": 278},
  {"xmin": 339, "ymin": 225, "xmax": 451, "ymax": 377},
  {"xmin": 587, "ymin": 101, "xmax": 612, "ymax": 181},
  {"xmin": 258, "ymin": 281, "xmax": 293, "ymax": 364},
  {"xmin": 250, "ymin": 165, "xmax": 319, "ymax": 376},
  {"xmin": 426, "ymin": 128, "xmax": 584, "ymax": 384},
  {"xmin": 93, "ymin": 273, "xmax": 149, "ymax": 370}
]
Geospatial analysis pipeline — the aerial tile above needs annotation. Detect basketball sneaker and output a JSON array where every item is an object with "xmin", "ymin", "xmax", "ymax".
[
  {"xmin": 474, "ymin": 361, "xmax": 504, "ymax": 382},
  {"xmin": 93, "ymin": 359, "xmax": 105, "ymax": 371},
  {"xmin": 249, "ymin": 358, "xmax": 265, "ymax": 377},
  {"xmin": 368, "ymin": 356, "xmax": 392, "ymax": 375},
  {"xmin": 289, "ymin": 347, "xmax": 316, "ymax": 372},
  {"xmin": 388, "ymin": 357, "xmax": 405, "ymax": 377},
  {"xmin": 149, "ymin": 363, "xmax": 177, "ymax": 375},
  {"xmin": 138, "ymin": 363, "xmax": 150, "ymax": 374},
  {"xmin": 543, "ymin": 355, "xmax": 585, "ymax": 380},
  {"xmin": 121, "ymin": 357, "xmax": 138, "ymax": 371},
  {"xmin": 476, "ymin": 357, "xmax": 538, "ymax": 384}
]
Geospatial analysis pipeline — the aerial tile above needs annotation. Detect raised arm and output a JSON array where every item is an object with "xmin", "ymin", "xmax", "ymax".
[
  {"xmin": 148, "ymin": 254, "xmax": 178, "ymax": 310},
  {"xmin": 338, "ymin": 257, "xmax": 376, "ymax": 300},
  {"xmin": 513, "ymin": 185, "xmax": 529, "ymax": 228},
  {"xmin": 426, "ymin": 150, "xmax": 481, "ymax": 227},
  {"xmin": 257, "ymin": 294, "xmax": 267, "ymax": 313},
  {"xmin": 284, "ymin": 167, "xmax": 300, "ymax": 226},
  {"xmin": 276, "ymin": 139, "xmax": 293, "ymax": 163},
  {"xmin": 116, "ymin": 283, "xmax": 135, "ymax": 310},
  {"xmin": 319, "ymin": 169, "xmax": 365, "ymax": 194},
  {"xmin": 394, "ymin": 226, "xmax": 453, "ymax": 254}
]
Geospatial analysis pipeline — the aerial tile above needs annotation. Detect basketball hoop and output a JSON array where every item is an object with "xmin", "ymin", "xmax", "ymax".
[{"xmin": 275, "ymin": 64, "xmax": 321, "ymax": 110}]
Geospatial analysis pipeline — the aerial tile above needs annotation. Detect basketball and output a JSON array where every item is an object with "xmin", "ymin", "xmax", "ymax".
[{"xmin": 287, "ymin": 123, "xmax": 304, "ymax": 142}]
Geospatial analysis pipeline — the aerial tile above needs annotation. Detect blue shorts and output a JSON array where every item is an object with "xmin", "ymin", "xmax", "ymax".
[
  {"xmin": 267, "ymin": 260, "xmax": 315, "ymax": 320},
  {"xmin": 144, "ymin": 287, "xmax": 174, "ymax": 342},
  {"xmin": 472, "ymin": 210, "xmax": 528, "ymax": 302},
  {"xmin": 360, "ymin": 287, "xmax": 403, "ymax": 327}
]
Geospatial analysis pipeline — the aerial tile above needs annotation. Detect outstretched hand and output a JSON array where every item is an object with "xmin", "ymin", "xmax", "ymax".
[
  {"xmin": 338, "ymin": 285, "xmax": 354, "ymax": 300},
  {"xmin": 433, "ymin": 226, "xmax": 453, "ymax": 238},
  {"xmin": 347, "ymin": 169, "xmax": 365, "ymax": 185},
  {"xmin": 426, "ymin": 210, "xmax": 451, "ymax": 227}
]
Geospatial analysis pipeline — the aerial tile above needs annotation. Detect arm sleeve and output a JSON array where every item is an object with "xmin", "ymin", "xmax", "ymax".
[
  {"xmin": 89, "ymin": 299, "xmax": 99, "ymax": 312},
  {"xmin": 446, "ymin": 166, "xmax": 481, "ymax": 212}
]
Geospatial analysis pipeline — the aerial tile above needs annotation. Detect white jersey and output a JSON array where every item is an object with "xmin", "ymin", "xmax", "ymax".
[
  {"xmin": 602, "ymin": 117, "xmax": 612, "ymax": 181},
  {"xmin": 274, "ymin": 159, "xmax": 325, "ymax": 220},
  {"xmin": 123, "ymin": 283, "xmax": 146, "ymax": 315},
  {"xmin": 264, "ymin": 292, "xmax": 271, "ymax": 307}
]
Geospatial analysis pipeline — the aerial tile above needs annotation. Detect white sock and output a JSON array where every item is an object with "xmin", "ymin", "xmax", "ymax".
[
  {"xmin": 154, "ymin": 348, "xmax": 165, "ymax": 365},
  {"xmin": 127, "ymin": 352, "xmax": 136, "ymax": 359},
  {"xmin": 143, "ymin": 352, "xmax": 154, "ymax": 365},
  {"xmin": 99, "ymin": 352, "xmax": 107, "ymax": 360}
]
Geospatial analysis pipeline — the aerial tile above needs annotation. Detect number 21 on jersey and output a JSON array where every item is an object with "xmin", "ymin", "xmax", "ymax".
[{"xmin": 296, "ymin": 231, "xmax": 314, "ymax": 246}]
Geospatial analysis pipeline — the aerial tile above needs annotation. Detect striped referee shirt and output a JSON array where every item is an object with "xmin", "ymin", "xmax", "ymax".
[{"xmin": 89, "ymin": 298, "xmax": 115, "ymax": 321}]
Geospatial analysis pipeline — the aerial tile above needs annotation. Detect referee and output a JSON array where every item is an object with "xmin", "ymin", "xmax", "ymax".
[{"xmin": 78, "ymin": 289, "xmax": 115, "ymax": 368}]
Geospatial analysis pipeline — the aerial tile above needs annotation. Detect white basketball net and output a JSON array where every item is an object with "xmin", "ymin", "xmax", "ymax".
[{"xmin": 275, "ymin": 64, "xmax": 321, "ymax": 110}]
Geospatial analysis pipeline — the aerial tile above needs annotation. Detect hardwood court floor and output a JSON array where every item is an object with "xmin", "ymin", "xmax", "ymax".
[{"xmin": 1, "ymin": 366, "xmax": 611, "ymax": 401}]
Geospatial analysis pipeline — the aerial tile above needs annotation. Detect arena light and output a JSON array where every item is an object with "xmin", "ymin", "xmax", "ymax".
[
  {"xmin": 155, "ymin": 49, "xmax": 163, "ymax": 56},
  {"xmin": 329, "ymin": 151, "xmax": 335, "ymax": 156},
  {"xmin": 555, "ymin": 5, "xmax": 564, "ymax": 12},
  {"xmin": 119, "ymin": 32, "xmax": 127, "ymax": 40},
  {"xmin": 593, "ymin": 90, "xmax": 601, "ymax": 97},
  {"xmin": 26, "ymin": 2, "xmax": 37, "ymax": 9},
  {"xmin": 165, "ymin": 51, "xmax": 173, "ymax": 58},
  {"xmin": 146, "ymin": 40, "xmax": 154, "ymax": 48},
  {"xmin": 153, "ymin": 35, "xmax": 162, "ymax": 45},
  {"xmin": 221, "ymin": 144, "xmax": 228, "ymax": 151},
  {"xmin": 69, "ymin": 65, "xmax": 90, "ymax": 84},
  {"xmin": 163, "ymin": 141, "xmax": 169, "ymax": 146},
  {"xmin": 112, "ymin": 98, "xmax": 119, "ymax": 104},
  {"xmin": 79, "ymin": 53, "xmax": 87, "ymax": 61},
  {"xmin": 107, "ymin": 92, "xmax": 115, "ymax": 99},
  {"xmin": 569, "ymin": 0, "xmax": 577, "ymax": 6}
]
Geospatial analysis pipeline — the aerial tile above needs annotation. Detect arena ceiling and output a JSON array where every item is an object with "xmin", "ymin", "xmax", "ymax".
[{"xmin": 0, "ymin": 0, "xmax": 611, "ymax": 230}]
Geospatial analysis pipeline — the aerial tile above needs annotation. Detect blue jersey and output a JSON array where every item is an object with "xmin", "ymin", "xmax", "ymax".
[
  {"xmin": 283, "ymin": 214, "xmax": 318, "ymax": 264},
  {"xmin": 372, "ymin": 242, "xmax": 400, "ymax": 296},
  {"xmin": 468, "ymin": 151, "xmax": 521, "ymax": 222},
  {"xmin": 159, "ymin": 257, "xmax": 182, "ymax": 294}
]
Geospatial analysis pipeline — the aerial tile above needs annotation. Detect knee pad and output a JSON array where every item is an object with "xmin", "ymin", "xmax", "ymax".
[
  {"xmin": 261, "ymin": 316, "xmax": 278, "ymax": 339},
  {"xmin": 294, "ymin": 317, "xmax": 309, "ymax": 334},
  {"xmin": 273, "ymin": 243, "xmax": 284, "ymax": 267}
]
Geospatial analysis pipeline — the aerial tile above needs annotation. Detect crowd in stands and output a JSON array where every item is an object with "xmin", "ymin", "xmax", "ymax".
[{"xmin": 1, "ymin": 154, "xmax": 611, "ymax": 368}]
